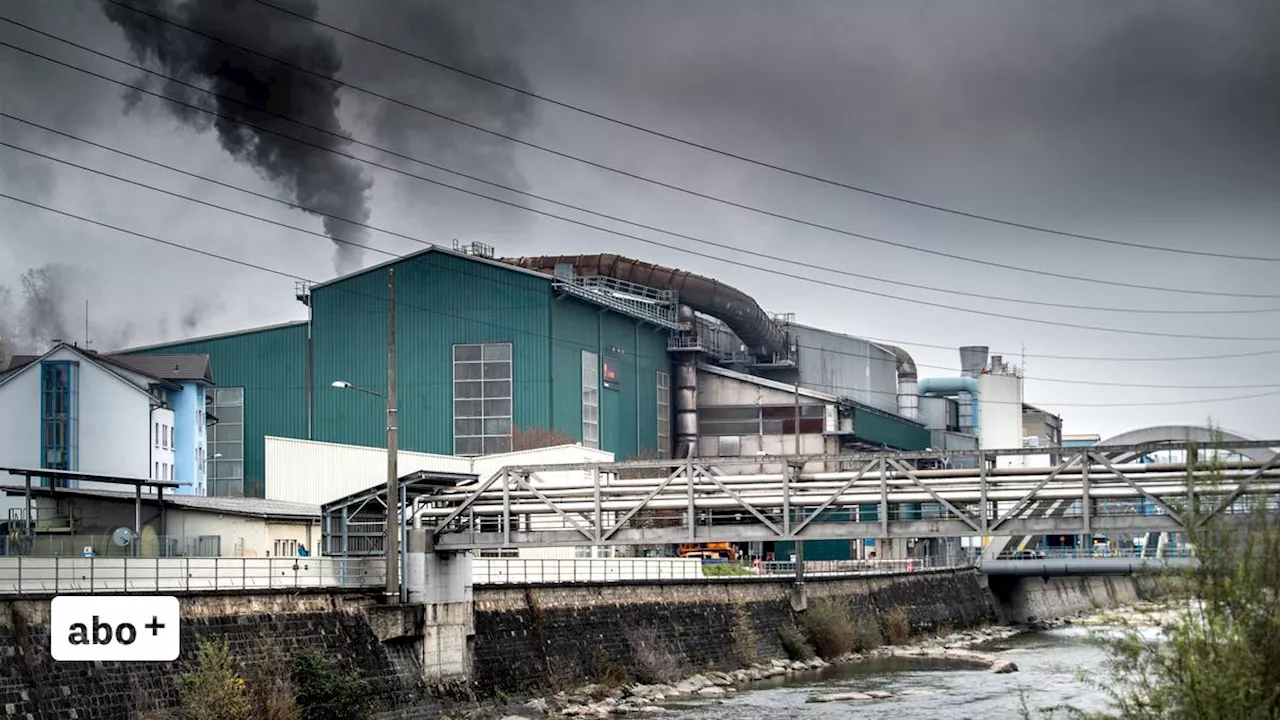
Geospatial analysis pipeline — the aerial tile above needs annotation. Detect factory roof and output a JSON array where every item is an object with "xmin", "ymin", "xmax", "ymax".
[
  {"xmin": 0, "ymin": 485, "xmax": 320, "ymax": 521},
  {"xmin": 697, "ymin": 362, "xmax": 842, "ymax": 403}
]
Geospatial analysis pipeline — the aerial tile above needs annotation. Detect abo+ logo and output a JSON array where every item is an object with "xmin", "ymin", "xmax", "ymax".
[{"xmin": 51, "ymin": 596, "xmax": 180, "ymax": 661}]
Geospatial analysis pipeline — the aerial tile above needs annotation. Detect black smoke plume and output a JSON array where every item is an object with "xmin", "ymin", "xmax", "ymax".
[{"xmin": 99, "ymin": 0, "xmax": 372, "ymax": 274}]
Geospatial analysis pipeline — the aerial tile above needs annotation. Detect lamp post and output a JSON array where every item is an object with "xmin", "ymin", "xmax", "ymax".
[{"xmin": 331, "ymin": 379, "xmax": 399, "ymax": 603}]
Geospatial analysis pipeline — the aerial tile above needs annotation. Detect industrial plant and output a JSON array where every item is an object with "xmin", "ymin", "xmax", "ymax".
[{"xmin": 0, "ymin": 241, "xmax": 1072, "ymax": 564}]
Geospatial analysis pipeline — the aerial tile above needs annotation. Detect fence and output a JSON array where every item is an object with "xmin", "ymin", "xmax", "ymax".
[
  {"xmin": 0, "ymin": 556, "xmax": 385, "ymax": 596},
  {"xmin": 472, "ymin": 557, "xmax": 704, "ymax": 584},
  {"xmin": 1, "ymin": 533, "xmax": 224, "ymax": 558},
  {"xmin": 757, "ymin": 556, "xmax": 969, "ymax": 577}
]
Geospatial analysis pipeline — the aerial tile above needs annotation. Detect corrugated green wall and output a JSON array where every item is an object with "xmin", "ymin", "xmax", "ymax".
[
  {"xmin": 120, "ymin": 322, "xmax": 309, "ymax": 498},
  {"xmin": 311, "ymin": 252, "xmax": 554, "ymax": 453},
  {"xmin": 122, "ymin": 250, "xmax": 675, "ymax": 495},
  {"xmin": 854, "ymin": 407, "xmax": 931, "ymax": 450}
]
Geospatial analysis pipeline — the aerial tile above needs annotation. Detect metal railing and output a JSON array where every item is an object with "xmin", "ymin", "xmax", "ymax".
[
  {"xmin": 1, "ymin": 533, "xmax": 224, "ymax": 558},
  {"xmin": 473, "ymin": 557, "xmax": 703, "ymax": 584},
  {"xmin": 980, "ymin": 547, "xmax": 1196, "ymax": 562},
  {"xmin": 757, "ymin": 556, "xmax": 969, "ymax": 577},
  {"xmin": 0, "ymin": 556, "xmax": 384, "ymax": 596}
]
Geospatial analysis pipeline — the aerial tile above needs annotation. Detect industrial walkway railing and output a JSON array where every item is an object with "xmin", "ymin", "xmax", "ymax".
[
  {"xmin": 472, "ymin": 557, "xmax": 704, "ymax": 584},
  {"xmin": 0, "ymin": 556, "xmax": 384, "ymax": 596}
]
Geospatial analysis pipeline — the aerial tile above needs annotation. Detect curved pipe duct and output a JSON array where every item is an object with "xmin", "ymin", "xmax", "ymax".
[
  {"xmin": 874, "ymin": 343, "xmax": 919, "ymax": 420},
  {"xmin": 919, "ymin": 376, "xmax": 980, "ymax": 437},
  {"xmin": 502, "ymin": 254, "xmax": 788, "ymax": 360}
]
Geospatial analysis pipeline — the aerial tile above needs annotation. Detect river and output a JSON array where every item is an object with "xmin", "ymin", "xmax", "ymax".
[{"xmin": 662, "ymin": 625, "xmax": 1129, "ymax": 719}]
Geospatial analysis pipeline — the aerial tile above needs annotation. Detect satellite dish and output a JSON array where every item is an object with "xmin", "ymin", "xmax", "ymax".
[{"xmin": 111, "ymin": 527, "xmax": 134, "ymax": 547}]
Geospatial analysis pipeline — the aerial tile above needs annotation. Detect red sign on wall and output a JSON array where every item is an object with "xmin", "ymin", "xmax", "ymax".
[{"xmin": 602, "ymin": 357, "xmax": 621, "ymax": 390}]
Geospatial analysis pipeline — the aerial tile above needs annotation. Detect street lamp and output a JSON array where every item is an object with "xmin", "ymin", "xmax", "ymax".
[{"xmin": 332, "ymin": 378, "xmax": 399, "ymax": 603}]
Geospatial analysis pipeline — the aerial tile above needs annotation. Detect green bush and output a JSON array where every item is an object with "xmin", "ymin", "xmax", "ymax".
[
  {"xmin": 178, "ymin": 637, "xmax": 254, "ymax": 720},
  {"xmin": 702, "ymin": 563, "xmax": 755, "ymax": 577},
  {"xmin": 804, "ymin": 599, "xmax": 861, "ymax": 659},
  {"xmin": 778, "ymin": 623, "xmax": 815, "ymax": 661},
  {"xmin": 291, "ymin": 650, "xmax": 368, "ymax": 720},
  {"xmin": 883, "ymin": 607, "xmax": 912, "ymax": 646}
]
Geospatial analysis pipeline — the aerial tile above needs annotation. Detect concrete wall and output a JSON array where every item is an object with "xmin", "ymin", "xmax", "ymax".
[
  {"xmin": 987, "ymin": 574, "xmax": 1156, "ymax": 624},
  {"xmin": 471, "ymin": 569, "xmax": 1000, "ymax": 693},
  {"xmin": 0, "ymin": 592, "xmax": 457, "ymax": 720}
]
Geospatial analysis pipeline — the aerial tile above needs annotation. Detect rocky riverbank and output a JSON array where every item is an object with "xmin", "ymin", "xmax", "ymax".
[{"xmin": 447, "ymin": 624, "xmax": 1027, "ymax": 719}]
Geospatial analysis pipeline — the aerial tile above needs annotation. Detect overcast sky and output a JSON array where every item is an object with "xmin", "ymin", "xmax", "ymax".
[{"xmin": 2, "ymin": 0, "xmax": 1278, "ymax": 442}]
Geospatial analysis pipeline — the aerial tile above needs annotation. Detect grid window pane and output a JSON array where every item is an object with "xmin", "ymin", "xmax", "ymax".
[
  {"xmin": 657, "ymin": 370, "xmax": 670, "ymax": 458},
  {"xmin": 582, "ymin": 350, "xmax": 599, "ymax": 449},
  {"xmin": 453, "ymin": 343, "xmax": 513, "ymax": 456},
  {"xmin": 206, "ymin": 386, "xmax": 245, "ymax": 496}
]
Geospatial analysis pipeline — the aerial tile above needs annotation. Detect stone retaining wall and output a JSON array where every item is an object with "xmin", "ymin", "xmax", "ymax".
[{"xmin": 471, "ymin": 568, "xmax": 1000, "ymax": 693}]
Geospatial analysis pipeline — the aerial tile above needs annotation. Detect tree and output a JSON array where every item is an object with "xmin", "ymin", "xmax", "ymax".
[
  {"xmin": 1032, "ymin": 439, "xmax": 1280, "ymax": 719},
  {"xmin": 510, "ymin": 425, "xmax": 577, "ymax": 451}
]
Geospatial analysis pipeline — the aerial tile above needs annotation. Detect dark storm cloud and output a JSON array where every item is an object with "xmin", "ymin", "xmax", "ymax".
[{"xmin": 98, "ymin": 0, "xmax": 374, "ymax": 274}]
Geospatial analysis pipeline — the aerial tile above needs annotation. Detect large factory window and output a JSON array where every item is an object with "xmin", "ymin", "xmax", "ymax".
[
  {"xmin": 206, "ymin": 386, "xmax": 244, "ymax": 496},
  {"xmin": 699, "ymin": 404, "xmax": 825, "ymax": 436},
  {"xmin": 453, "ymin": 343, "xmax": 513, "ymax": 455},
  {"xmin": 656, "ymin": 371, "xmax": 670, "ymax": 458},
  {"xmin": 581, "ymin": 350, "xmax": 599, "ymax": 449}
]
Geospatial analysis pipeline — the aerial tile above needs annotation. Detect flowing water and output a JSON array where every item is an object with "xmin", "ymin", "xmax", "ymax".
[{"xmin": 663, "ymin": 626, "xmax": 1123, "ymax": 719}]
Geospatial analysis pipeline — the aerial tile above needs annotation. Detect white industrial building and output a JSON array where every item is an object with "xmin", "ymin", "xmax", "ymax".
[
  {"xmin": 0, "ymin": 343, "xmax": 216, "ymax": 530},
  {"xmin": 265, "ymin": 436, "xmax": 619, "ymax": 560}
]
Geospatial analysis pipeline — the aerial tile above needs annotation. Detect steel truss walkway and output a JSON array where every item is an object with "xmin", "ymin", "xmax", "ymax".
[{"xmin": 323, "ymin": 440, "xmax": 1280, "ymax": 554}]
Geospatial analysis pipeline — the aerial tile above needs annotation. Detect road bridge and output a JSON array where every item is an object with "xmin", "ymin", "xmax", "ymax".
[{"xmin": 322, "ymin": 439, "xmax": 1280, "ymax": 554}]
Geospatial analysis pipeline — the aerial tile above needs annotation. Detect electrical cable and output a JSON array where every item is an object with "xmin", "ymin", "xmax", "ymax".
[
  {"xmin": 15, "ymin": 11, "xmax": 1280, "ymax": 304},
  {"xmin": 5, "ymin": 180, "xmax": 1280, "ymax": 398},
  {"xmin": 10, "ymin": 135, "xmax": 1280, "ymax": 382},
  {"xmin": 5, "ymin": 111, "xmax": 1274, "ymax": 320},
  {"xmin": 6, "ymin": 43, "xmax": 1280, "ymax": 342},
  {"xmin": 228, "ymin": 0, "xmax": 1280, "ymax": 264},
  {"xmin": 102, "ymin": 0, "xmax": 1280, "ymax": 263}
]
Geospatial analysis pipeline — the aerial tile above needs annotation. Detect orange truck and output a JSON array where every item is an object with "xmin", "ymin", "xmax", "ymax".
[{"xmin": 678, "ymin": 542, "xmax": 739, "ymax": 563}]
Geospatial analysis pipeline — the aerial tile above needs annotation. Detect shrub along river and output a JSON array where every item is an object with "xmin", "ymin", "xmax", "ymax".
[{"xmin": 663, "ymin": 625, "xmax": 1125, "ymax": 719}]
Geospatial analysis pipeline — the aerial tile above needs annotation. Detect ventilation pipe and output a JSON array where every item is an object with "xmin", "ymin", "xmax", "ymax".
[
  {"xmin": 876, "ymin": 343, "xmax": 918, "ymax": 421},
  {"xmin": 673, "ymin": 305, "xmax": 699, "ymax": 458},
  {"xmin": 502, "ymin": 254, "xmax": 789, "ymax": 361},
  {"xmin": 959, "ymin": 345, "xmax": 989, "ymax": 377},
  {"xmin": 918, "ymin": 377, "xmax": 980, "ymax": 438}
]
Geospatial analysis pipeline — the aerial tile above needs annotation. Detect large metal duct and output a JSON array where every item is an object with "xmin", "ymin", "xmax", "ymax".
[
  {"xmin": 875, "ymin": 343, "xmax": 919, "ymax": 421},
  {"xmin": 959, "ymin": 346, "xmax": 989, "ymax": 377},
  {"xmin": 502, "ymin": 254, "xmax": 789, "ymax": 361},
  {"xmin": 919, "ymin": 376, "xmax": 980, "ymax": 437}
]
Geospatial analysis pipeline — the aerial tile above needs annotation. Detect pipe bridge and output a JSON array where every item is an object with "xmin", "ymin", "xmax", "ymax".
[{"xmin": 324, "ymin": 441, "xmax": 1280, "ymax": 554}]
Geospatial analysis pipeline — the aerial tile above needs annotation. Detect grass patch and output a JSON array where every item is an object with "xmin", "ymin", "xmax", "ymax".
[
  {"xmin": 626, "ymin": 627, "xmax": 687, "ymax": 684},
  {"xmin": 178, "ymin": 637, "xmax": 255, "ymax": 720},
  {"xmin": 883, "ymin": 607, "xmax": 912, "ymax": 646},
  {"xmin": 702, "ymin": 563, "xmax": 755, "ymax": 577},
  {"xmin": 730, "ymin": 604, "xmax": 759, "ymax": 666},
  {"xmin": 291, "ymin": 650, "xmax": 368, "ymax": 720},
  {"xmin": 804, "ymin": 599, "xmax": 862, "ymax": 659},
  {"xmin": 778, "ymin": 623, "xmax": 815, "ymax": 661}
]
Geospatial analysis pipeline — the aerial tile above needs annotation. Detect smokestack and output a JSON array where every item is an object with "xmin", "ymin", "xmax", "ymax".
[
  {"xmin": 101, "ymin": 0, "xmax": 372, "ymax": 275},
  {"xmin": 959, "ymin": 346, "xmax": 989, "ymax": 377}
]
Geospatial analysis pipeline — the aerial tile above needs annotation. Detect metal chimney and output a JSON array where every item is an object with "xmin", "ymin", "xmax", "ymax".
[{"xmin": 959, "ymin": 346, "xmax": 989, "ymax": 377}]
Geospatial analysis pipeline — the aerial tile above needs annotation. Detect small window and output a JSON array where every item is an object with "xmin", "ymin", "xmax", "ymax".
[
  {"xmin": 169, "ymin": 426, "xmax": 174, "ymax": 449},
  {"xmin": 273, "ymin": 539, "xmax": 298, "ymax": 557},
  {"xmin": 154, "ymin": 461, "xmax": 159, "ymax": 479}
]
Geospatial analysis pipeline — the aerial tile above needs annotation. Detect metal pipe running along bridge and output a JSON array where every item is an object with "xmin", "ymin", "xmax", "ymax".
[{"xmin": 321, "ymin": 440, "xmax": 1280, "ymax": 555}]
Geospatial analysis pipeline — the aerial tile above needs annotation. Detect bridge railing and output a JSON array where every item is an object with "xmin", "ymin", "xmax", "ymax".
[
  {"xmin": 473, "ymin": 557, "xmax": 704, "ymax": 584},
  {"xmin": 0, "ymin": 556, "xmax": 385, "ymax": 596},
  {"xmin": 980, "ymin": 547, "xmax": 1196, "ymax": 562},
  {"xmin": 758, "ymin": 556, "xmax": 970, "ymax": 577}
]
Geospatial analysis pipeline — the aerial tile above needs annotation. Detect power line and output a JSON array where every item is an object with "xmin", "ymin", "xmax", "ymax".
[
  {"xmin": 40, "ymin": 10, "xmax": 1280, "ymax": 297},
  {"xmin": 6, "ymin": 139, "xmax": 1280, "ymax": 390},
  {"xmin": 6, "ymin": 190, "xmax": 1280, "ymax": 409},
  {"xmin": 6, "ymin": 44, "xmax": 1280, "ymax": 342},
  {"xmin": 11, "ymin": 138, "xmax": 1280, "ymax": 390},
  {"xmin": 234, "ymin": 0, "xmax": 1280, "ymax": 265},
  {"xmin": 6, "ymin": 111, "xmax": 1275, "ymax": 322}
]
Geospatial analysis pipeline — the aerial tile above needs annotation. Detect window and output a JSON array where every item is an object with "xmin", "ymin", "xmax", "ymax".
[
  {"xmin": 582, "ymin": 350, "xmax": 599, "ymax": 449},
  {"xmin": 154, "ymin": 422, "xmax": 159, "ymax": 447},
  {"xmin": 40, "ymin": 361, "xmax": 78, "ymax": 486},
  {"xmin": 154, "ymin": 461, "xmax": 159, "ymax": 479},
  {"xmin": 273, "ymin": 539, "xmax": 298, "ymax": 557},
  {"xmin": 452, "ymin": 343, "xmax": 513, "ymax": 455},
  {"xmin": 657, "ymin": 370, "xmax": 670, "ymax": 458},
  {"xmin": 206, "ymin": 386, "xmax": 245, "ymax": 496},
  {"xmin": 169, "ymin": 425, "xmax": 174, "ymax": 449}
]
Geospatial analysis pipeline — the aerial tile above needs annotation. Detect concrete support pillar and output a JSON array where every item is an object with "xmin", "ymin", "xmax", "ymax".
[
  {"xmin": 406, "ymin": 528, "xmax": 428, "ymax": 605},
  {"xmin": 419, "ymin": 549, "xmax": 475, "ymax": 683}
]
